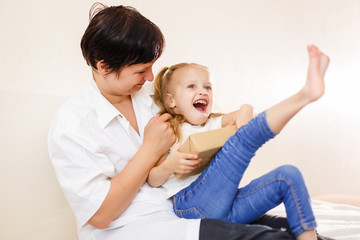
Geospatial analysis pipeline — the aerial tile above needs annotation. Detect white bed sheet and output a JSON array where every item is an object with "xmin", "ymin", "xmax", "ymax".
[{"xmin": 268, "ymin": 200, "xmax": 360, "ymax": 239}]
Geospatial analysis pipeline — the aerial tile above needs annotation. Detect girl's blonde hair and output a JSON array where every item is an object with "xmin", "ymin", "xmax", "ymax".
[{"xmin": 154, "ymin": 63, "xmax": 222, "ymax": 142}]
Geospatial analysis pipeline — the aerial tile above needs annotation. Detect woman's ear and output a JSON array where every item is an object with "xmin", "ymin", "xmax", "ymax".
[
  {"xmin": 166, "ymin": 93, "xmax": 176, "ymax": 109},
  {"xmin": 96, "ymin": 60, "xmax": 111, "ymax": 77}
]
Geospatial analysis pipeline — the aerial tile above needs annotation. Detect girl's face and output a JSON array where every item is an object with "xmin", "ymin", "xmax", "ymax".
[{"xmin": 167, "ymin": 65, "xmax": 213, "ymax": 125}]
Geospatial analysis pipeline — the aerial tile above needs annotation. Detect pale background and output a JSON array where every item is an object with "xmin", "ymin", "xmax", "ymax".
[{"xmin": 1, "ymin": 0, "xmax": 359, "ymax": 239}]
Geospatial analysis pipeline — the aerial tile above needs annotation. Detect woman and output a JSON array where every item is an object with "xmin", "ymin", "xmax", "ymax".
[{"xmin": 48, "ymin": 3, "xmax": 297, "ymax": 239}]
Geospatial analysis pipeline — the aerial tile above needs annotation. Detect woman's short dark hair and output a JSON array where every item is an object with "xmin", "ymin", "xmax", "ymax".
[{"xmin": 80, "ymin": 3, "xmax": 165, "ymax": 73}]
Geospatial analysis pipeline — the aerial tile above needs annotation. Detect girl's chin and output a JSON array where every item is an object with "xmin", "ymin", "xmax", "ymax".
[{"xmin": 186, "ymin": 114, "xmax": 209, "ymax": 126}]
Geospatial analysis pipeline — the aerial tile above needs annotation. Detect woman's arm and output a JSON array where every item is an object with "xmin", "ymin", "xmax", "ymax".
[
  {"xmin": 221, "ymin": 104, "xmax": 254, "ymax": 128},
  {"xmin": 147, "ymin": 144, "xmax": 201, "ymax": 187},
  {"xmin": 88, "ymin": 114, "xmax": 175, "ymax": 229}
]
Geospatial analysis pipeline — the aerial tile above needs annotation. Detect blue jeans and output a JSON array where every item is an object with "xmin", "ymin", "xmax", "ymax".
[{"xmin": 172, "ymin": 112, "xmax": 317, "ymax": 237}]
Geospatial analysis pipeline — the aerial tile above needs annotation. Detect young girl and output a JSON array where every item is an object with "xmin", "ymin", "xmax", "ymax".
[{"xmin": 147, "ymin": 45, "xmax": 330, "ymax": 240}]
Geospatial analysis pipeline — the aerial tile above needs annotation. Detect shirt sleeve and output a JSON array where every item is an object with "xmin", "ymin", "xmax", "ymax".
[{"xmin": 48, "ymin": 128, "xmax": 111, "ymax": 228}]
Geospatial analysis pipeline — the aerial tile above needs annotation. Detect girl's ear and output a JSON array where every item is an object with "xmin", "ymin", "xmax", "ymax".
[
  {"xmin": 166, "ymin": 93, "xmax": 176, "ymax": 109},
  {"xmin": 96, "ymin": 60, "xmax": 111, "ymax": 77}
]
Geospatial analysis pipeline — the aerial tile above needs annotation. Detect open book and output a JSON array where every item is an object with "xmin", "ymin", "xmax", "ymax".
[{"xmin": 175, "ymin": 125, "xmax": 237, "ymax": 179}]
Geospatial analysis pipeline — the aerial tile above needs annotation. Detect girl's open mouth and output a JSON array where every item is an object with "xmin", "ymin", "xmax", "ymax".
[{"xmin": 193, "ymin": 99, "xmax": 208, "ymax": 112}]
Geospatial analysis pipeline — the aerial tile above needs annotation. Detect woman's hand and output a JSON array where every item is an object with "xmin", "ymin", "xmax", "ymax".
[
  {"xmin": 164, "ymin": 144, "xmax": 201, "ymax": 175},
  {"xmin": 143, "ymin": 113, "xmax": 176, "ymax": 161}
]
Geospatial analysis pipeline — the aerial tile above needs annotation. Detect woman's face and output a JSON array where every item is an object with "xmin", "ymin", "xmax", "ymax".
[
  {"xmin": 167, "ymin": 65, "xmax": 213, "ymax": 125},
  {"xmin": 101, "ymin": 62, "xmax": 155, "ymax": 97}
]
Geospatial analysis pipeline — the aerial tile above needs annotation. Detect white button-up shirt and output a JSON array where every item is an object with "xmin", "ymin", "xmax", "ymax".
[{"xmin": 48, "ymin": 77, "xmax": 200, "ymax": 240}]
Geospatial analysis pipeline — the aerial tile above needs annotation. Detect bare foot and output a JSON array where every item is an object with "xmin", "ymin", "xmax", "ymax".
[
  {"xmin": 301, "ymin": 45, "xmax": 330, "ymax": 102},
  {"xmin": 296, "ymin": 229, "xmax": 317, "ymax": 240}
]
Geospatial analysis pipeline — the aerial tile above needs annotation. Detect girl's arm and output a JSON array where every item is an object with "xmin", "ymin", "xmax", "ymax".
[
  {"xmin": 147, "ymin": 153, "xmax": 172, "ymax": 187},
  {"xmin": 148, "ymin": 103, "xmax": 254, "ymax": 187},
  {"xmin": 88, "ymin": 114, "xmax": 175, "ymax": 229},
  {"xmin": 222, "ymin": 104, "xmax": 254, "ymax": 128},
  {"xmin": 147, "ymin": 104, "xmax": 254, "ymax": 187},
  {"xmin": 147, "ymin": 144, "xmax": 201, "ymax": 187}
]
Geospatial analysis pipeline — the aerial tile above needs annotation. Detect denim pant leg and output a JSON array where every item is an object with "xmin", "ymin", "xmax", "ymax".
[
  {"xmin": 230, "ymin": 165, "xmax": 317, "ymax": 237},
  {"xmin": 172, "ymin": 112, "xmax": 276, "ymax": 220}
]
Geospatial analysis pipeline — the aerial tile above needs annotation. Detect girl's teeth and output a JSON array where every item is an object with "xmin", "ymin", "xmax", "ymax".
[{"xmin": 194, "ymin": 100, "xmax": 207, "ymax": 104}]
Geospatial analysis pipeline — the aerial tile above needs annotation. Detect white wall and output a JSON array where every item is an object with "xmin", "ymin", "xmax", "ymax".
[{"xmin": 1, "ymin": 0, "xmax": 359, "ymax": 198}]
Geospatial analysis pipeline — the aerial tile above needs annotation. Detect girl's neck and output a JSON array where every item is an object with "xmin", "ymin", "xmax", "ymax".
[{"xmin": 184, "ymin": 117, "xmax": 209, "ymax": 127}]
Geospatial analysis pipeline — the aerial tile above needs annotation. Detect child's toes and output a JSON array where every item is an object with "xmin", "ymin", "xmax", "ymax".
[{"xmin": 307, "ymin": 45, "xmax": 320, "ymax": 58}]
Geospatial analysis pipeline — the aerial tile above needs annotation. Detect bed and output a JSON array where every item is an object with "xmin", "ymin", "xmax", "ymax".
[{"xmin": 268, "ymin": 199, "xmax": 360, "ymax": 239}]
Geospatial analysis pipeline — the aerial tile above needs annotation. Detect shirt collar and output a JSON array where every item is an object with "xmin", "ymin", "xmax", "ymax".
[
  {"xmin": 132, "ymin": 82, "xmax": 155, "ymax": 109},
  {"xmin": 88, "ymin": 78, "xmax": 122, "ymax": 129},
  {"xmin": 87, "ymin": 77, "xmax": 155, "ymax": 130}
]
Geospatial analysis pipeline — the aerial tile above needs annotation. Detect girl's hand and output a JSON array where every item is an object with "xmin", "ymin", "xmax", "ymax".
[
  {"xmin": 143, "ymin": 114, "xmax": 176, "ymax": 160},
  {"xmin": 163, "ymin": 144, "xmax": 202, "ymax": 175},
  {"xmin": 235, "ymin": 104, "xmax": 254, "ymax": 129},
  {"xmin": 221, "ymin": 104, "xmax": 254, "ymax": 129}
]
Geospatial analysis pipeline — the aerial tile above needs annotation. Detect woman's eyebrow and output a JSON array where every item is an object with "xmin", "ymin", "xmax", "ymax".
[
  {"xmin": 134, "ymin": 63, "xmax": 153, "ymax": 72},
  {"xmin": 135, "ymin": 67, "xmax": 148, "ymax": 72}
]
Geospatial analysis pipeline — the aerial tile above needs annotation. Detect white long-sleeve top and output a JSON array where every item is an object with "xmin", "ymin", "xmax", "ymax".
[{"xmin": 48, "ymin": 77, "xmax": 200, "ymax": 240}]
